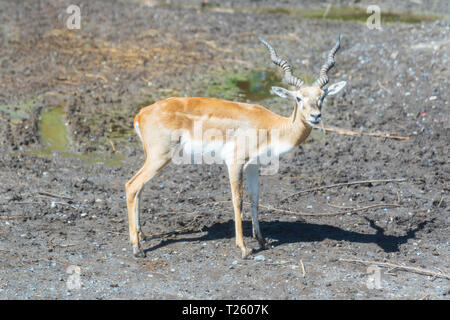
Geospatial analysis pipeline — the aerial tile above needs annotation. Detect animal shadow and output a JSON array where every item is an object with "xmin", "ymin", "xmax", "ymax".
[{"xmin": 143, "ymin": 218, "xmax": 428, "ymax": 254}]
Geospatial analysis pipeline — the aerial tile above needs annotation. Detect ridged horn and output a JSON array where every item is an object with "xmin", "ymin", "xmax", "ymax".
[
  {"xmin": 258, "ymin": 36, "xmax": 304, "ymax": 89},
  {"xmin": 313, "ymin": 34, "xmax": 341, "ymax": 88}
]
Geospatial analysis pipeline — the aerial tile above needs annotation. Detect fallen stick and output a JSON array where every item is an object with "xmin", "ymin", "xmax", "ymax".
[
  {"xmin": 108, "ymin": 139, "xmax": 116, "ymax": 153},
  {"xmin": 258, "ymin": 203, "xmax": 401, "ymax": 216},
  {"xmin": 339, "ymin": 258, "xmax": 450, "ymax": 280},
  {"xmin": 0, "ymin": 215, "xmax": 25, "ymax": 220},
  {"xmin": 38, "ymin": 191, "xmax": 72, "ymax": 201},
  {"xmin": 0, "ymin": 202, "xmax": 34, "ymax": 205},
  {"xmin": 377, "ymin": 80, "xmax": 392, "ymax": 95},
  {"xmin": 281, "ymin": 178, "xmax": 407, "ymax": 201},
  {"xmin": 49, "ymin": 238, "xmax": 77, "ymax": 248},
  {"xmin": 300, "ymin": 260, "xmax": 306, "ymax": 277},
  {"xmin": 318, "ymin": 125, "xmax": 410, "ymax": 140},
  {"xmin": 52, "ymin": 201, "xmax": 78, "ymax": 209},
  {"xmin": 206, "ymin": 201, "xmax": 401, "ymax": 217}
]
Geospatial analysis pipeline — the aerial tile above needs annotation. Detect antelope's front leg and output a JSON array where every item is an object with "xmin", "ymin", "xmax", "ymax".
[
  {"xmin": 228, "ymin": 164, "xmax": 252, "ymax": 259},
  {"xmin": 245, "ymin": 164, "xmax": 265, "ymax": 249}
]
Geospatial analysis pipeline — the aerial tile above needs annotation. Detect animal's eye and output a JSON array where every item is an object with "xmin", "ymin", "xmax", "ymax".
[
  {"xmin": 319, "ymin": 96, "xmax": 325, "ymax": 105},
  {"xmin": 296, "ymin": 96, "xmax": 302, "ymax": 102}
]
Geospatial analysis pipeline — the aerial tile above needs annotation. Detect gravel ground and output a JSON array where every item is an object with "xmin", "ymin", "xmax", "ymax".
[{"xmin": 0, "ymin": 0, "xmax": 448, "ymax": 299}]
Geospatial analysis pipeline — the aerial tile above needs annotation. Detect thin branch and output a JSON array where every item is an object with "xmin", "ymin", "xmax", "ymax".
[
  {"xmin": 318, "ymin": 125, "xmax": 410, "ymax": 140},
  {"xmin": 48, "ymin": 235, "xmax": 77, "ymax": 248},
  {"xmin": 281, "ymin": 178, "xmax": 407, "ymax": 201},
  {"xmin": 108, "ymin": 139, "xmax": 116, "ymax": 153},
  {"xmin": 38, "ymin": 191, "xmax": 73, "ymax": 201},
  {"xmin": 51, "ymin": 201, "xmax": 78, "ymax": 209},
  {"xmin": 339, "ymin": 258, "xmax": 450, "ymax": 280},
  {"xmin": 205, "ymin": 200, "xmax": 401, "ymax": 217},
  {"xmin": 377, "ymin": 80, "xmax": 392, "ymax": 94},
  {"xmin": 258, "ymin": 203, "xmax": 401, "ymax": 216},
  {"xmin": 300, "ymin": 260, "xmax": 306, "ymax": 277},
  {"xmin": 0, "ymin": 202, "xmax": 34, "ymax": 205},
  {"xmin": 0, "ymin": 215, "xmax": 25, "ymax": 220}
]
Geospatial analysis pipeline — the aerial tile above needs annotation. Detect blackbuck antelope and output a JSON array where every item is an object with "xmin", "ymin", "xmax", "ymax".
[{"xmin": 126, "ymin": 35, "xmax": 347, "ymax": 258}]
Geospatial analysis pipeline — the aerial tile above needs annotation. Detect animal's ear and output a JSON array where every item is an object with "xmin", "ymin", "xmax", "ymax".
[
  {"xmin": 325, "ymin": 81, "xmax": 347, "ymax": 96},
  {"xmin": 271, "ymin": 86, "xmax": 295, "ymax": 99}
]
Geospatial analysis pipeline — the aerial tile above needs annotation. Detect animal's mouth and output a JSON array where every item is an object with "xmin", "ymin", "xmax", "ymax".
[{"xmin": 307, "ymin": 118, "xmax": 321, "ymax": 126}]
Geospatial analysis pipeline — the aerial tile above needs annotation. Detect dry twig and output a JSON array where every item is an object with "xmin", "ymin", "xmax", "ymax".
[
  {"xmin": 0, "ymin": 215, "xmax": 25, "ymax": 220},
  {"xmin": 281, "ymin": 178, "xmax": 407, "ymax": 201},
  {"xmin": 317, "ymin": 125, "xmax": 410, "ymax": 140},
  {"xmin": 108, "ymin": 139, "xmax": 116, "ymax": 153},
  {"xmin": 258, "ymin": 203, "xmax": 401, "ymax": 216},
  {"xmin": 206, "ymin": 200, "xmax": 400, "ymax": 217},
  {"xmin": 339, "ymin": 258, "xmax": 450, "ymax": 280},
  {"xmin": 300, "ymin": 260, "xmax": 306, "ymax": 277},
  {"xmin": 38, "ymin": 191, "xmax": 72, "ymax": 201}
]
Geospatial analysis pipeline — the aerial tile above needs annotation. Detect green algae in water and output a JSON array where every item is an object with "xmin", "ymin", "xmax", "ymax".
[
  {"xmin": 207, "ymin": 70, "xmax": 284, "ymax": 102},
  {"xmin": 239, "ymin": 6, "xmax": 443, "ymax": 24},
  {"xmin": 234, "ymin": 71, "xmax": 283, "ymax": 102},
  {"xmin": 40, "ymin": 105, "xmax": 70, "ymax": 152},
  {"xmin": 154, "ymin": 2, "xmax": 445, "ymax": 23},
  {"xmin": 78, "ymin": 152, "xmax": 126, "ymax": 167},
  {"xmin": 300, "ymin": 6, "xmax": 441, "ymax": 23},
  {"xmin": 27, "ymin": 105, "xmax": 126, "ymax": 166},
  {"xmin": 0, "ymin": 100, "xmax": 34, "ymax": 123},
  {"xmin": 207, "ymin": 70, "xmax": 316, "ymax": 103},
  {"xmin": 235, "ymin": 71, "xmax": 318, "ymax": 101}
]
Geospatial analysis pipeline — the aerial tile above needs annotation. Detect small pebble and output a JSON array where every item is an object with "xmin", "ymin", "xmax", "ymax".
[{"xmin": 254, "ymin": 255, "xmax": 266, "ymax": 262}]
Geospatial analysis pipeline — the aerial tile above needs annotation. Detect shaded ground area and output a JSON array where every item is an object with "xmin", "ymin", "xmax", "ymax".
[{"xmin": 0, "ymin": 0, "xmax": 448, "ymax": 299}]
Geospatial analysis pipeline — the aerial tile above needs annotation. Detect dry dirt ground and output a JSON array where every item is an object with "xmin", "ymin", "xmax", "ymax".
[{"xmin": 0, "ymin": 0, "xmax": 449, "ymax": 299}]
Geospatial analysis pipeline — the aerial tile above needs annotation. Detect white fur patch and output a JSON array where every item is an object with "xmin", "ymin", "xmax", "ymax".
[
  {"xmin": 134, "ymin": 122, "xmax": 143, "ymax": 142},
  {"xmin": 181, "ymin": 136, "xmax": 234, "ymax": 164},
  {"xmin": 176, "ymin": 132, "xmax": 294, "ymax": 166}
]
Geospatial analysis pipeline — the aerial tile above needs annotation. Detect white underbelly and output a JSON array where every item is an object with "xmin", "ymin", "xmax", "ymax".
[{"xmin": 176, "ymin": 136, "xmax": 294, "ymax": 166}]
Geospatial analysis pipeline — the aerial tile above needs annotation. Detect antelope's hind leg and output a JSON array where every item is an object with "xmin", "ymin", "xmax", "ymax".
[{"xmin": 125, "ymin": 157, "xmax": 170, "ymax": 257}]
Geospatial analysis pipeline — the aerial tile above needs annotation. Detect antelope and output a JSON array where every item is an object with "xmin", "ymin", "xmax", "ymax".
[{"xmin": 125, "ymin": 35, "xmax": 347, "ymax": 258}]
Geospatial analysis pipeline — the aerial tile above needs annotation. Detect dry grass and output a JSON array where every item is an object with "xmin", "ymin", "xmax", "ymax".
[{"xmin": 3, "ymin": 28, "xmax": 217, "ymax": 95}]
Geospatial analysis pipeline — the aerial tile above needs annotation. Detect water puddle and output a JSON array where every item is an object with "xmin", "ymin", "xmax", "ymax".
[
  {"xmin": 0, "ymin": 100, "xmax": 34, "ymax": 123},
  {"xmin": 40, "ymin": 105, "xmax": 70, "ymax": 152},
  {"xmin": 234, "ymin": 71, "xmax": 283, "ymax": 102},
  {"xmin": 298, "ymin": 6, "xmax": 442, "ymax": 23},
  {"xmin": 25, "ymin": 105, "xmax": 126, "ymax": 166},
  {"xmin": 207, "ymin": 70, "xmax": 284, "ymax": 103},
  {"xmin": 202, "ymin": 5, "xmax": 443, "ymax": 23}
]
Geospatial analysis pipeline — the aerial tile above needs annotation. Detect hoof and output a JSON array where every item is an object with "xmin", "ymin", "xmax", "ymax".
[
  {"xmin": 258, "ymin": 239, "xmax": 267, "ymax": 250},
  {"xmin": 241, "ymin": 247, "xmax": 253, "ymax": 259},
  {"xmin": 138, "ymin": 232, "xmax": 147, "ymax": 242},
  {"xmin": 133, "ymin": 246, "xmax": 146, "ymax": 258}
]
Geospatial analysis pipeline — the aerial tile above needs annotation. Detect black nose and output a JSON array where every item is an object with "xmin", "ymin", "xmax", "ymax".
[{"xmin": 311, "ymin": 113, "xmax": 321, "ymax": 120}]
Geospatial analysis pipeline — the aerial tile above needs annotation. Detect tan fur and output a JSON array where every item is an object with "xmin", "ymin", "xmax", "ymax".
[{"xmin": 126, "ymin": 87, "xmax": 325, "ymax": 258}]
